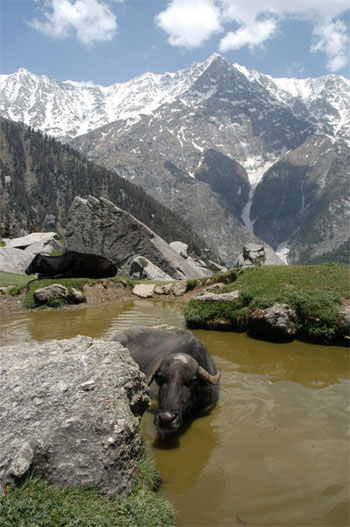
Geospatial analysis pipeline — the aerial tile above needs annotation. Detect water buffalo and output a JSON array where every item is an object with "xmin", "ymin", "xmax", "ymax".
[
  {"xmin": 112, "ymin": 325, "xmax": 220, "ymax": 432},
  {"xmin": 25, "ymin": 251, "xmax": 117, "ymax": 279}
]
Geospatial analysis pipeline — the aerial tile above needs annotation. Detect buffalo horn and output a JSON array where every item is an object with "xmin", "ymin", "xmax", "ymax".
[
  {"xmin": 146, "ymin": 359, "xmax": 163, "ymax": 386},
  {"xmin": 197, "ymin": 366, "xmax": 221, "ymax": 385}
]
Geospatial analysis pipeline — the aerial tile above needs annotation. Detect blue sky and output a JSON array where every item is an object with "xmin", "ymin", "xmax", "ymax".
[{"xmin": 1, "ymin": 0, "xmax": 349, "ymax": 85}]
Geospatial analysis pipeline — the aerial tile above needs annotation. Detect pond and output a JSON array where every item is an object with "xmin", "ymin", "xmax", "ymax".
[{"xmin": 1, "ymin": 300, "xmax": 349, "ymax": 526}]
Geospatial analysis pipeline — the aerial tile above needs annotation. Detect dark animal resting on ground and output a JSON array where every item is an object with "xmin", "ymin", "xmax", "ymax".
[
  {"xmin": 112, "ymin": 325, "xmax": 220, "ymax": 432},
  {"xmin": 25, "ymin": 251, "xmax": 117, "ymax": 279}
]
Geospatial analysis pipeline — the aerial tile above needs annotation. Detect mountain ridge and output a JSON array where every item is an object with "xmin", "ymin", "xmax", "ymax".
[
  {"xmin": 1, "ymin": 54, "xmax": 349, "ymax": 144},
  {"xmin": 1, "ymin": 55, "xmax": 349, "ymax": 265}
]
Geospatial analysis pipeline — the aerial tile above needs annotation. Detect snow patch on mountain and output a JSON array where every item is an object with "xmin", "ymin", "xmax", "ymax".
[
  {"xmin": 1, "ymin": 55, "xmax": 349, "ymax": 145},
  {"xmin": 241, "ymin": 157, "xmax": 276, "ymax": 233}
]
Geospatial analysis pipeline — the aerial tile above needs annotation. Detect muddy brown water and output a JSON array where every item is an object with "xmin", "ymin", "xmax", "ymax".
[{"xmin": 1, "ymin": 300, "xmax": 349, "ymax": 526}]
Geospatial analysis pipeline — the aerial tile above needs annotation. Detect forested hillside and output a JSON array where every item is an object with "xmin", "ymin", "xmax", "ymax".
[{"xmin": 0, "ymin": 118, "xmax": 212, "ymax": 259}]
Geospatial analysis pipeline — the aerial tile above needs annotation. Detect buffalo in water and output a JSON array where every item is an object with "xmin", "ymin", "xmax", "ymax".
[
  {"xmin": 112, "ymin": 325, "xmax": 221, "ymax": 432},
  {"xmin": 25, "ymin": 251, "xmax": 117, "ymax": 279}
]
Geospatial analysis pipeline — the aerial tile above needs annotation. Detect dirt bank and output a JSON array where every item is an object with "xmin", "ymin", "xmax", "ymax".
[{"xmin": 0, "ymin": 279, "xmax": 202, "ymax": 315}]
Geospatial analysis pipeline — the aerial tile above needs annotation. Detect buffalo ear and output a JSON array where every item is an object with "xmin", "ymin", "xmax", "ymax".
[
  {"xmin": 146, "ymin": 359, "xmax": 163, "ymax": 386},
  {"xmin": 197, "ymin": 366, "xmax": 221, "ymax": 385}
]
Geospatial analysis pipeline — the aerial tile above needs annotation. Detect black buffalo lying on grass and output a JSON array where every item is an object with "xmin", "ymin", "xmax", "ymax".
[
  {"xmin": 25, "ymin": 251, "xmax": 118, "ymax": 279},
  {"xmin": 112, "ymin": 325, "xmax": 221, "ymax": 432}
]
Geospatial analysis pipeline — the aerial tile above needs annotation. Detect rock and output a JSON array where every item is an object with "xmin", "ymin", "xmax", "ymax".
[
  {"xmin": 3, "ymin": 232, "xmax": 60, "ymax": 252},
  {"xmin": 42, "ymin": 214, "xmax": 57, "ymax": 231},
  {"xmin": 250, "ymin": 303, "xmax": 297, "ymax": 341},
  {"xmin": 132, "ymin": 284, "xmax": 155, "ymax": 298},
  {"xmin": 71, "ymin": 288, "xmax": 85, "ymax": 304},
  {"xmin": 173, "ymin": 280, "xmax": 188, "ymax": 297},
  {"xmin": 0, "ymin": 336, "xmax": 149, "ymax": 495},
  {"xmin": 129, "ymin": 256, "xmax": 173, "ymax": 281},
  {"xmin": 0, "ymin": 247, "xmax": 36, "ymax": 274},
  {"xmin": 208, "ymin": 260, "xmax": 227, "ymax": 272},
  {"xmin": 33, "ymin": 284, "xmax": 86, "ymax": 306},
  {"xmin": 336, "ymin": 308, "xmax": 350, "ymax": 341},
  {"xmin": 236, "ymin": 243, "xmax": 286, "ymax": 267},
  {"xmin": 195, "ymin": 291, "xmax": 240, "ymax": 302},
  {"xmin": 0, "ymin": 233, "xmax": 62, "ymax": 273},
  {"xmin": 65, "ymin": 196, "xmax": 209, "ymax": 280},
  {"xmin": 169, "ymin": 241, "xmax": 188, "ymax": 259},
  {"xmin": 154, "ymin": 284, "xmax": 174, "ymax": 295},
  {"xmin": 34, "ymin": 284, "xmax": 69, "ymax": 303}
]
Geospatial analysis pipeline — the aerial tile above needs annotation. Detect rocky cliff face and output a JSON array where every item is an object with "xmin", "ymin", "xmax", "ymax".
[
  {"xmin": 251, "ymin": 135, "xmax": 350, "ymax": 263},
  {"xmin": 0, "ymin": 336, "xmax": 150, "ymax": 495},
  {"xmin": 0, "ymin": 118, "xmax": 212, "ymax": 261}
]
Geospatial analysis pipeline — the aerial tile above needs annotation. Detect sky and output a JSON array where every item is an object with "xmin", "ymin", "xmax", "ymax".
[{"xmin": 1, "ymin": 0, "xmax": 349, "ymax": 86}]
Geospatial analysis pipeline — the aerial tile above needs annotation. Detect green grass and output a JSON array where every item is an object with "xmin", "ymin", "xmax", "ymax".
[
  {"xmin": 23, "ymin": 277, "xmax": 89, "ymax": 308},
  {"xmin": 222, "ymin": 262, "xmax": 348, "ymax": 299},
  {"xmin": 0, "ymin": 271, "xmax": 36, "ymax": 295},
  {"xmin": 184, "ymin": 263, "xmax": 350, "ymax": 342},
  {"xmin": 0, "ymin": 453, "xmax": 175, "ymax": 527}
]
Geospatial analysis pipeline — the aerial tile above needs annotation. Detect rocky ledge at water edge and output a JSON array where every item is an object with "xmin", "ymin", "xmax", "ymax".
[{"xmin": 0, "ymin": 336, "xmax": 150, "ymax": 496}]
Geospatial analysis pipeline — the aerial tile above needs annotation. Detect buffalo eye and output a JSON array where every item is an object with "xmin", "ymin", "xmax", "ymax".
[
  {"xmin": 155, "ymin": 372, "xmax": 166, "ymax": 386},
  {"xmin": 185, "ymin": 376, "xmax": 197, "ymax": 388}
]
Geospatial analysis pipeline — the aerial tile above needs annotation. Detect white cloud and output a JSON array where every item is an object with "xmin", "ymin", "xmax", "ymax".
[
  {"xmin": 312, "ymin": 20, "xmax": 350, "ymax": 72},
  {"xmin": 155, "ymin": 0, "xmax": 222, "ymax": 48},
  {"xmin": 155, "ymin": 0, "xmax": 350, "ymax": 72},
  {"xmin": 220, "ymin": 18, "xmax": 278, "ymax": 51},
  {"xmin": 29, "ymin": 0, "xmax": 118, "ymax": 46}
]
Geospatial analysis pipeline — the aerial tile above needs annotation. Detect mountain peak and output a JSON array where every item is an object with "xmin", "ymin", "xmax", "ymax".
[{"xmin": 0, "ymin": 57, "xmax": 349, "ymax": 143}]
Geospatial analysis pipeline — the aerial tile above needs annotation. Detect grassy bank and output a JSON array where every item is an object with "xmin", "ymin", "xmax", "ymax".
[
  {"xmin": 23, "ymin": 277, "xmax": 90, "ymax": 308},
  {"xmin": 0, "ymin": 271, "xmax": 36, "ymax": 293},
  {"xmin": 184, "ymin": 263, "xmax": 350, "ymax": 343},
  {"xmin": 0, "ymin": 451, "xmax": 175, "ymax": 527}
]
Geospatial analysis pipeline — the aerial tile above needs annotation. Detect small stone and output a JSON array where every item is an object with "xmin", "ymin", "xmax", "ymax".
[{"xmin": 132, "ymin": 284, "xmax": 155, "ymax": 298}]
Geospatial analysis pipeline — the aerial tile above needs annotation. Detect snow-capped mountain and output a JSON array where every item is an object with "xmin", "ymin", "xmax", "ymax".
[
  {"xmin": 1, "ymin": 54, "xmax": 349, "ymax": 265},
  {"xmin": 1, "ymin": 53, "xmax": 349, "ymax": 144},
  {"xmin": 0, "ymin": 55, "xmax": 218, "ymax": 139}
]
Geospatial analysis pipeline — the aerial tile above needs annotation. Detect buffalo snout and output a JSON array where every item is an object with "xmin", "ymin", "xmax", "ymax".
[{"xmin": 155, "ymin": 410, "xmax": 181, "ymax": 431}]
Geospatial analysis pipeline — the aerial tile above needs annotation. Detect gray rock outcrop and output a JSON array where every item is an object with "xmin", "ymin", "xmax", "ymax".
[
  {"xmin": 0, "ymin": 247, "xmax": 35, "ymax": 274},
  {"xmin": 336, "ymin": 308, "xmax": 350, "ymax": 341},
  {"xmin": 3, "ymin": 232, "xmax": 61, "ymax": 255},
  {"xmin": 0, "ymin": 232, "xmax": 62, "ymax": 273},
  {"xmin": 195, "ymin": 291, "xmax": 240, "ymax": 303},
  {"xmin": 236, "ymin": 243, "xmax": 286, "ymax": 267},
  {"xmin": 250, "ymin": 303, "xmax": 297, "ymax": 340},
  {"xmin": 129, "ymin": 256, "xmax": 173, "ymax": 281},
  {"xmin": 34, "ymin": 284, "xmax": 85, "ymax": 305},
  {"xmin": 65, "ymin": 196, "xmax": 209, "ymax": 280},
  {"xmin": 0, "ymin": 336, "xmax": 150, "ymax": 495},
  {"xmin": 169, "ymin": 241, "xmax": 188, "ymax": 259}
]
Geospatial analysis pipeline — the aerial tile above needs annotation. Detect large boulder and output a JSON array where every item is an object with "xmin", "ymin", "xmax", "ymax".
[
  {"xmin": 129, "ymin": 255, "xmax": 173, "ymax": 281},
  {"xmin": 3, "ymin": 232, "xmax": 61, "ymax": 252},
  {"xmin": 250, "ymin": 303, "xmax": 297, "ymax": 341},
  {"xmin": 0, "ymin": 247, "xmax": 35, "ymax": 274},
  {"xmin": 0, "ymin": 336, "xmax": 150, "ymax": 496},
  {"xmin": 65, "ymin": 196, "xmax": 209, "ymax": 280},
  {"xmin": 0, "ymin": 232, "xmax": 62, "ymax": 273},
  {"xmin": 236, "ymin": 243, "xmax": 286, "ymax": 267},
  {"xmin": 34, "ymin": 284, "xmax": 85, "ymax": 305}
]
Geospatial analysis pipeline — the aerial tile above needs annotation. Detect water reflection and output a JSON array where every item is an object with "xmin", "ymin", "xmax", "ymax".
[
  {"xmin": 196, "ymin": 329, "xmax": 349, "ymax": 389},
  {"xmin": 0, "ymin": 300, "xmax": 185, "ymax": 344}
]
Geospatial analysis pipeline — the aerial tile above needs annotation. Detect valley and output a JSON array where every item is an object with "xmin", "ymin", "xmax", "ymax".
[{"xmin": 1, "ymin": 54, "xmax": 349, "ymax": 265}]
